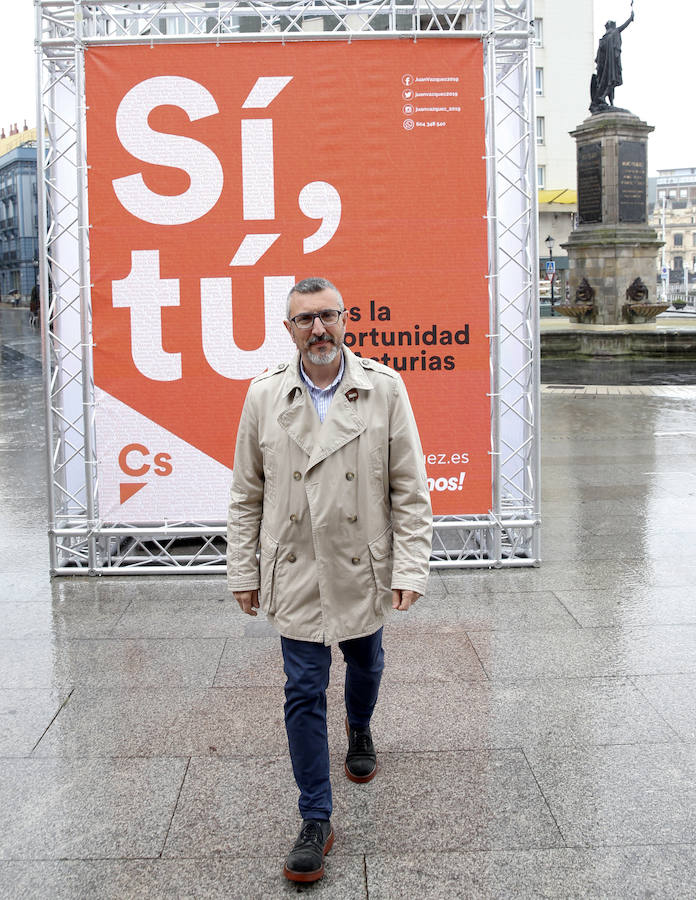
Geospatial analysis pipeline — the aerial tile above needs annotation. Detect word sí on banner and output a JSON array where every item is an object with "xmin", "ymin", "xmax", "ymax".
[{"xmin": 108, "ymin": 71, "xmax": 342, "ymax": 382}]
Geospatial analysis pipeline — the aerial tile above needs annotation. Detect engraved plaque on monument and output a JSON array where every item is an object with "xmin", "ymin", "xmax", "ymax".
[
  {"xmin": 618, "ymin": 140, "xmax": 647, "ymax": 223},
  {"xmin": 578, "ymin": 142, "xmax": 602, "ymax": 224}
]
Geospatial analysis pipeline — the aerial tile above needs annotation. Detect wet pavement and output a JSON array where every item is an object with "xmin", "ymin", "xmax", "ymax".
[
  {"xmin": 2, "ymin": 303, "xmax": 696, "ymax": 897},
  {"xmin": 542, "ymin": 357, "xmax": 696, "ymax": 385}
]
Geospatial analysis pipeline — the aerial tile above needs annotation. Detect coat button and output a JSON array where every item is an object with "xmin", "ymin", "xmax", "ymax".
[
  {"xmin": 289, "ymin": 514, "xmax": 298, "ymax": 523},
  {"xmin": 293, "ymin": 471, "xmax": 302, "ymax": 480},
  {"xmin": 288, "ymin": 553, "xmax": 297, "ymax": 563},
  {"xmin": 345, "ymin": 471, "xmax": 355, "ymax": 481},
  {"xmin": 351, "ymin": 556, "xmax": 360, "ymax": 565},
  {"xmin": 347, "ymin": 514, "xmax": 358, "ymax": 523}
]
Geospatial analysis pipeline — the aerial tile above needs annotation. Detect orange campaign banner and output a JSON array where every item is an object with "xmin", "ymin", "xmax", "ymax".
[{"xmin": 84, "ymin": 39, "xmax": 490, "ymax": 521}]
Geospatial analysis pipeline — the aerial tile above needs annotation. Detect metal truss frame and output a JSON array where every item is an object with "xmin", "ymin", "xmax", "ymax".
[{"xmin": 37, "ymin": 0, "xmax": 540, "ymax": 574}]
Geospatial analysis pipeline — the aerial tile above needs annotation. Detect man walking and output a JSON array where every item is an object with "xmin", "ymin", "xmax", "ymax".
[{"xmin": 228, "ymin": 277, "xmax": 432, "ymax": 883}]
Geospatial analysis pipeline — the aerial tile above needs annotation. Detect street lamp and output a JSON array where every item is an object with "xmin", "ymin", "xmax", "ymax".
[{"xmin": 545, "ymin": 234, "xmax": 555, "ymax": 316}]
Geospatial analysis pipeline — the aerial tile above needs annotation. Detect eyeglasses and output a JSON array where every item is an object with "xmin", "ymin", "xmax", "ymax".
[{"xmin": 288, "ymin": 308, "xmax": 344, "ymax": 330}]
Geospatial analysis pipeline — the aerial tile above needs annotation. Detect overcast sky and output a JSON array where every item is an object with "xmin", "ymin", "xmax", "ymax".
[{"xmin": 1, "ymin": 1, "xmax": 692, "ymax": 175}]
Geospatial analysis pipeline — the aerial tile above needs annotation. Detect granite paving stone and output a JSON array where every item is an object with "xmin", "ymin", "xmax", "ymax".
[
  {"xmin": 397, "ymin": 590, "xmax": 580, "ymax": 631},
  {"xmin": 0, "ymin": 638, "xmax": 226, "ymax": 689},
  {"xmin": 365, "ymin": 677, "xmax": 675, "ymax": 751},
  {"xmin": 162, "ymin": 756, "xmax": 298, "ymax": 858},
  {"xmin": 0, "ymin": 571, "xmax": 52, "ymax": 602},
  {"xmin": 0, "ymin": 639, "xmax": 70, "ymax": 690},
  {"xmin": 555, "ymin": 585, "xmax": 696, "ymax": 628},
  {"xmin": 541, "ymin": 481, "xmax": 676, "ymax": 503},
  {"xmin": 50, "ymin": 575, "xmax": 229, "ymax": 605},
  {"xmin": 632, "ymin": 557, "xmax": 696, "ymax": 586},
  {"xmin": 0, "ymin": 453, "xmax": 46, "ymax": 494},
  {"xmin": 380, "ymin": 626, "xmax": 489, "ymax": 682},
  {"xmin": 632, "ymin": 673, "xmax": 696, "ymax": 742},
  {"xmin": 438, "ymin": 559, "xmax": 696, "ymax": 595},
  {"xmin": 163, "ymin": 750, "xmax": 564, "ymax": 858},
  {"xmin": 212, "ymin": 635, "xmax": 285, "ymax": 686},
  {"xmin": 32, "ymin": 686, "xmax": 288, "ymax": 759},
  {"xmin": 525, "ymin": 743, "xmax": 696, "ymax": 847},
  {"xmin": 0, "ymin": 598, "xmax": 131, "ymax": 639},
  {"xmin": 110, "ymin": 597, "xmax": 250, "ymax": 638},
  {"xmin": 539, "ymin": 462, "xmax": 647, "ymax": 486},
  {"xmin": 419, "ymin": 569, "xmax": 448, "ymax": 598},
  {"xmin": 540, "ymin": 496, "xmax": 656, "ymax": 518},
  {"xmin": 0, "ymin": 502, "xmax": 46, "ymax": 532},
  {"xmin": 467, "ymin": 625, "xmax": 696, "ymax": 680},
  {"xmin": 330, "ymin": 749, "xmax": 564, "ymax": 854},
  {"xmin": 31, "ymin": 688, "xmax": 197, "ymax": 758},
  {"xmin": 537, "ymin": 515, "xmax": 593, "ymax": 536},
  {"xmin": 0, "ymin": 857, "xmax": 368, "ymax": 899},
  {"xmin": 0, "ymin": 689, "xmax": 69, "ymax": 757},
  {"xmin": 581, "ymin": 512, "xmax": 696, "ymax": 537},
  {"xmin": 0, "ymin": 757, "xmax": 188, "ymax": 859},
  {"xmin": 365, "ymin": 847, "xmax": 696, "ymax": 900},
  {"xmin": 542, "ymin": 530, "xmax": 696, "ymax": 561},
  {"xmin": 0, "ymin": 531, "xmax": 49, "ymax": 569},
  {"xmin": 17, "ymin": 576, "xmax": 225, "ymax": 607}
]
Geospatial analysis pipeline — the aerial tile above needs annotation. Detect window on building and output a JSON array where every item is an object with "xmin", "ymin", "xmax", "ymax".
[
  {"xmin": 674, "ymin": 233, "xmax": 684, "ymax": 247},
  {"xmin": 669, "ymin": 190, "xmax": 677, "ymax": 198},
  {"xmin": 535, "ymin": 67, "xmax": 544, "ymax": 95},
  {"xmin": 674, "ymin": 257, "xmax": 683, "ymax": 270},
  {"xmin": 533, "ymin": 18, "xmax": 543, "ymax": 47},
  {"xmin": 693, "ymin": 233, "xmax": 696, "ymax": 246},
  {"xmin": 658, "ymin": 190, "xmax": 665, "ymax": 200},
  {"xmin": 680, "ymin": 189, "xmax": 688, "ymax": 198},
  {"xmin": 536, "ymin": 116, "xmax": 545, "ymax": 145},
  {"xmin": 537, "ymin": 166, "xmax": 545, "ymax": 189}
]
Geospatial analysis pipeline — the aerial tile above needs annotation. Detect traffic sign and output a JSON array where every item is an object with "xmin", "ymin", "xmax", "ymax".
[{"xmin": 545, "ymin": 260, "xmax": 555, "ymax": 275}]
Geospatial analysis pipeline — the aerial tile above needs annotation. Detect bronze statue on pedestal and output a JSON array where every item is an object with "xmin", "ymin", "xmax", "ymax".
[{"xmin": 590, "ymin": 9, "xmax": 634, "ymax": 113}]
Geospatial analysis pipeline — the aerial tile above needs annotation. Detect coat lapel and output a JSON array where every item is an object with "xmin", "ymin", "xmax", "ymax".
[
  {"xmin": 276, "ymin": 358, "xmax": 319, "ymax": 458},
  {"xmin": 306, "ymin": 349, "xmax": 374, "ymax": 471}
]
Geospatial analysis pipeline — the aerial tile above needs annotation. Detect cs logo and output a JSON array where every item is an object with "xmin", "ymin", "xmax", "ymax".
[{"xmin": 118, "ymin": 443, "xmax": 173, "ymax": 504}]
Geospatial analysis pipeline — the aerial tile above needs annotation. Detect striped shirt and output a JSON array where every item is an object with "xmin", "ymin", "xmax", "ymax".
[{"xmin": 300, "ymin": 353, "xmax": 345, "ymax": 424}]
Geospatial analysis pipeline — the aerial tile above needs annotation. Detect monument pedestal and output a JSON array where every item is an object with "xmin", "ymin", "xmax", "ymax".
[{"xmin": 561, "ymin": 111, "xmax": 664, "ymax": 326}]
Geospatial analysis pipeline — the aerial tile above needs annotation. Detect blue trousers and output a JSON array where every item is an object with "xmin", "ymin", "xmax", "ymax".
[{"xmin": 281, "ymin": 628, "xmax": 384, "ymax": 820}]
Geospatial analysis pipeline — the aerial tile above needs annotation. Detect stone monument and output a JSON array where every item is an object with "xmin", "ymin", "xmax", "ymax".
[{"xmin": 559, "ymin": 8, "xmax": 665, "ymax": 326}]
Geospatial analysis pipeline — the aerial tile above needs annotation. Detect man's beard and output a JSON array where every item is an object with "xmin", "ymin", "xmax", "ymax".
[{"xmin": 307, "ymin": 336, "xmax": 340, "ymax": 366}]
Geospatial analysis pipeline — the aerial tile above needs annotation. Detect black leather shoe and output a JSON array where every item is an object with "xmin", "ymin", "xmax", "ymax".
[
  {"xmin": 345, "ymin": 716, "xmax": 377, "ymax": 783},
  {"xmin": 283, "ymin": 819, "xmax": 334, "ymax": 883}
]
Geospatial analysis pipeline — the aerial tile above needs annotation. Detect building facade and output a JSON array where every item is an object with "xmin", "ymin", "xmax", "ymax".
[
  {"xmin": 533, "ymin": 0, "xmax": 594, "ymax": 293},
  {"xmin": 0, "ymin": 129, "xmax": 38, "ymax": 302},
  {"xmin": 650, "ymin": 168, "xmax": 696, "ymax": 275}
]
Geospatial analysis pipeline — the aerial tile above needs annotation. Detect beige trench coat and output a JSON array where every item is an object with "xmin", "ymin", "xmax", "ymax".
[{"xmin": 227, "ymin": 347, "xmax": 433, "ymax": 645}]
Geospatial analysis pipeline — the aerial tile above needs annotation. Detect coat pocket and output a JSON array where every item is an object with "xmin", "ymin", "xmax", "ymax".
[
  {"xmin": 262, "ymin": 446, "xmax": 277, "ymax": 505},
  {"xmin": 258, "ymin": 527, "xmax": 279, "ymax": 616},
  {"xmin": 368, "ymin": 526, "xmax": 393, "ymax": 613}
]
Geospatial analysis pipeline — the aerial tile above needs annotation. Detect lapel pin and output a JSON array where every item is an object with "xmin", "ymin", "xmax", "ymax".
[{"xmin": 345, "ymin": 388, "xmax": 358, "ymax": 402}]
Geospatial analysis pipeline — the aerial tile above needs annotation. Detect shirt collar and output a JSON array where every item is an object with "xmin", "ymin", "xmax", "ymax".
[{"xmin": 299, "ymin": 351, "xmax": 345, "ymax": 392}]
